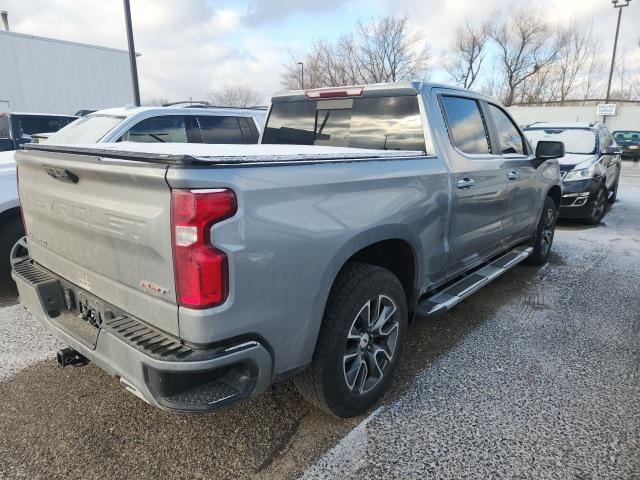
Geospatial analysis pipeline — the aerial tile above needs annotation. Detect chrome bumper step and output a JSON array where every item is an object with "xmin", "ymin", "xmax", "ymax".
[{"xmin": 416, "ymin": 246, "xmax": 533, "ymax": 318}]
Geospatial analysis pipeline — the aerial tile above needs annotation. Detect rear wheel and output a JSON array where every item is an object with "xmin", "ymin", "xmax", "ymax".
[
  {"xmin": 586, "ymin": 185, "xmax": 607, "ymax": 225},
  {"xmin": 0, "ymin": 217, "xmax": 25, "ymax": 285},
  {"xmin": 526, "ymin": 196, "xmax": 557, "ymax": 266},
  {"xmin": 294, "ymin": 262, "xmax": 408, "ymax": 418}
]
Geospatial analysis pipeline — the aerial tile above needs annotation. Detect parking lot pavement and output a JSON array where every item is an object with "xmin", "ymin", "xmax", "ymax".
[
  {"xmin": 0, "ymin": 162, "xmax": 639, "ymax": 480},
  {"xmin": 0, "ymin": 281, "xmax": 19, "ymax": 308},
  {"xmin": 303, "ymin": 163, "xmax": 640, "ymax": 479},
  {"xmin": 0, "ymin": 303, "xmax": 61, "ymax": 381}
]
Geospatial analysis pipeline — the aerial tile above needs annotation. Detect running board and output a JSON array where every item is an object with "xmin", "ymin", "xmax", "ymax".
[{"xmin": 416, "ymin": 246, "xmax": 533, "ymax": 318}]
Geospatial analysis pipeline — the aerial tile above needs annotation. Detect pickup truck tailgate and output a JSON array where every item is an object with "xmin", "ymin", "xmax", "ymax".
[{"xmin": 15, "ymin": 148, "xmax": 179, "ymax": 335}]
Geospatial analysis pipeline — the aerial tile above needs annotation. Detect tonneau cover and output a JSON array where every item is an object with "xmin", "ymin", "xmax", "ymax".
[{"xmin": 23, "ymin": 142, "xmax": 424, "ymax": 166}]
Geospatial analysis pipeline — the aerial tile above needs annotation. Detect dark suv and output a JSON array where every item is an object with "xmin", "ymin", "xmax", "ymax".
[
  {"xmin": 524, "ymin": 122, "xmax": 622, "ymax": 225},
  {"xmin": 612, "ymin": 130, "xmax": 640, "ymax": 161},
  {"xmin": 0, "ymin": 112, "xmax": 77, "ymax": 151}
]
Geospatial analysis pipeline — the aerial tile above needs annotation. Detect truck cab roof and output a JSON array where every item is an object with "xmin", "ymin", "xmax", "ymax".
[{"xmin": 272, "ymin": 81, "xmax": 499, "ymax": 104}]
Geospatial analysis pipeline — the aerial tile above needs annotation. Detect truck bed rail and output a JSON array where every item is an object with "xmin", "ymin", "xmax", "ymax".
[{"xmin": 22, "ymin": 143, "xmax": 425, "ymax": 168}]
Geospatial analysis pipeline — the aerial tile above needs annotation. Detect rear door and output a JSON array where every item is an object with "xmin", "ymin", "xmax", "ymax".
[
  {"xmin": 485, "ymin": 103, "xmax": 538, "ymax": 242},
  {"xmin": 437, "ymin": 93, "xmax": 509, "ymax": 274},
  {"xmin": 16, "ymin": 149, "xmax": 179, "ymax": 335}
]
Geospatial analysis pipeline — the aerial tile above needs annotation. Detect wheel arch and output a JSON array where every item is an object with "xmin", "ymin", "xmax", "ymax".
[
  {"xmin": 546, "ymin": 185, "xmax": 562, "ymax": 209},
  {"xmin": 326, "ymin": 226, "xmax": 419, "ymax": 310},
  {"xmin": 0, "ymin": 206, "xmax": 22, "ymax": 230},
  {"xmin": 297, "ymin": 227, "xmax": 420, "ymax": 381}
]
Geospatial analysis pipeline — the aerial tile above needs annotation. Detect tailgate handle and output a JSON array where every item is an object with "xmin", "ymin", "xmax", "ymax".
[{"xmin": 46, "ymin": 167, "xmax": 79, "ymax": 184}]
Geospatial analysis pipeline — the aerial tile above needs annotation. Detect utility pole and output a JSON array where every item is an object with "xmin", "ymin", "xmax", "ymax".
[
  {"xmin": 297, "ymin": 62, "xmax": 304, "ymax": 89},
  {"xmin": 123, "ymin": 0, "xmax": 141, "ymax": 106},
  {"xmin": 603, "ymin": 0, "xmax": 632, "ymax": 124}
]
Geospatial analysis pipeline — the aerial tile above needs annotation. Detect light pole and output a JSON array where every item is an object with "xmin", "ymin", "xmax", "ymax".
[
  {"xmin": 603, "ymin": 0, "xmax": 632, "ymax": 123},
  {"xmin": 297, "ymin": 62, "xmax": 304, "ymax": 89},
  {"xmin": 123, "ymin": 0, "xmax": 141, "ymax": 106}
]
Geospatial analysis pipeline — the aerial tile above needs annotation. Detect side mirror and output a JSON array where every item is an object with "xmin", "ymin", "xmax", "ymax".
[
  {"xmin": 605, "ymin": 146, "xmax": 622, "ymax": 155},
  {"xmin": 534, "ymin": 141, "xmax": 565, "ymax": 168}
]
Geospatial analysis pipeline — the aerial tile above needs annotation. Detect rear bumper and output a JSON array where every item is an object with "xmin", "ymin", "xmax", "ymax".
[{"xmin": 12, "ymin": 259, "xmax": 273, "ymax": 412}]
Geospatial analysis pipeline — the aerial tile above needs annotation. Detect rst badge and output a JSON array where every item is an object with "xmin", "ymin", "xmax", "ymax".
[{"xmin": 140, "ymin": 280, "xmax": 169, "ymax": 296}]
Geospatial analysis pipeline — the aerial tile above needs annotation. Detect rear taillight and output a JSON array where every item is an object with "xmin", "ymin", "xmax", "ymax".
[{"xmin": 171, "ymin": 189, "xmax": 237, "ymax": 309}]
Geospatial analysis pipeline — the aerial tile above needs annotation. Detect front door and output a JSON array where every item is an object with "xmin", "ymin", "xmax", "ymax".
[{"xmin": 438, "ymin": 93, "xmax": 509, "ymax": 275}]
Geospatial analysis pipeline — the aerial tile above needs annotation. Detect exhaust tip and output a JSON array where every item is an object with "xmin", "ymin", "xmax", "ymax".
[{"xmin": 57, "ymin": 347, "xmax": 88, "ymax": 368}]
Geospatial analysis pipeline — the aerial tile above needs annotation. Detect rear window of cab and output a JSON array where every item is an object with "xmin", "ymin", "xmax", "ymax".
[{"xmin": 262, "ymin": 96, "xmax": 427, "ymax": 153}]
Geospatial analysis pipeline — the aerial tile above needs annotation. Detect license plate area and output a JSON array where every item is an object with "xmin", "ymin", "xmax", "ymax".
[{"xmin": 49, "ymin": 280, "xmax": 120, "ymax": 350}]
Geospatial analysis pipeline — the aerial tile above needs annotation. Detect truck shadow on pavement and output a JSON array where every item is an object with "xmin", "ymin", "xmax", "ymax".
[{"xmin": 0, "ymin": 260, "xmax": 551, "ymax": 480}]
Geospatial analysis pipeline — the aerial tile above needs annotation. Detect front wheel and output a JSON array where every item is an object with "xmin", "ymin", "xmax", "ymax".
[
  {"xmin": 294, "ymin": 262, "xmax": 408, "ymax": 417},
  {"xmin": 526, "ymin": 196, "xmax": 558, "ymax": 266},
  {"xmin": 585, "ymin": 185, "xmax": 608, "ymax": 225}
]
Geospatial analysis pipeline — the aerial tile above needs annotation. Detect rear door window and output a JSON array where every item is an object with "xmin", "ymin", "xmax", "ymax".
[
  {"xmin": 238, "ymin": 117, "xmax": 259, "ymax": 143},
  {"xmin": 198, "ymin": 116, "xmax": 245, "ymax": 144},
  {"xmin": 263, "ymin": 96, "xmax": 426, "ymax": 152},
  {"xmin": 440, "ymin": 96, "xmax": 491, "ymax": 155},
  {"xmin": 488, "ymin": 104, "xmax": 525, "ymax": 155},
  {"xmin": 120, "ymin": 115, "xmax": 187, "ymax": 143}
]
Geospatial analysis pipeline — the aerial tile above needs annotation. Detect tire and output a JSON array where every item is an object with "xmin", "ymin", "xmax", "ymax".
[
  {"xmin": 526, "ymin": 196, "xmax": 558, "ymax": 266},
  {"xmin": 585, "ymin": 184, "xmax": 608, "ymax": 225},
  {"xmin": 294, "ymin": 262, "xmax": 408, "ymax": 418},
  {"xmin": 608, "ymin": 175, "xmax": 619, "ymax": 203},
  {"xmin": 0, "ymin": 216, "xmax": 25, "ymax": 285}
]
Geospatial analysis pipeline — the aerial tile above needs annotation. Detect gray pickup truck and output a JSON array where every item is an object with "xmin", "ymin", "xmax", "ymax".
[{"xmin": 12, "ymin": 82, "xmax": 564, "ymax": 417}]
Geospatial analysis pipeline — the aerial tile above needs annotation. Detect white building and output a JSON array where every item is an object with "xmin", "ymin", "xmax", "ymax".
[
  {"xmin": 0, "ymin": 29, "xmax": 133, "ymax": 115},
  {"xmin": 509, "ymin": 102, "xmax": 640, "ymax": 132}
]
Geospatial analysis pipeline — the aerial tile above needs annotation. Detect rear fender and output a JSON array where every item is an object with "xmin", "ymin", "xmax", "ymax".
[{"xmin": 300, "ymin": 224, "xmax": 420, "ymax": 366}]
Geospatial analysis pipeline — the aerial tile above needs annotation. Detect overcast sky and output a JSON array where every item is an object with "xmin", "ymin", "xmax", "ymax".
[{"xmin": 2, "ymin": 0, "xmax": 639, "ymax": 102}]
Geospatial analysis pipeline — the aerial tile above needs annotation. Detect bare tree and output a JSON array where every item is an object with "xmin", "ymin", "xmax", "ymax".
[
  {"xmin": 518, "ymin": 66, "xmax": 555, "ymax": 104},
  {"xmin": 281, "ymin": 15, "xmax": 430, "ymax": 89},
  {"xmin": 444, "ymin": 22, "xmax": 489, "ymax": 89},
  {"xmin": 488, "ymin": 7, "xmax": 561, "ymax": 106},
  {"xmin": 549, "ymin": 20, "xmax": 595, "ymax": 103},
  {"xmin": 208, "ymin": 85, "xmax": 264, "ymax": 107},
  {"xmin": 609, "ymin": 54, "xmax": 636, "ymax": 101},
  {"xmin": 582, "ymin": 49, "xmax": 606, "ymax": 100},
  {"xmin": 355, "ymin": 15, "xmax": 430, "ymax": 83}
]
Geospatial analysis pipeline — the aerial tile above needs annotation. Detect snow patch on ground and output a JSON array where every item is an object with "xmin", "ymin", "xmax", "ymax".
[{"xmin": 0, "ymin": 304, "xmax": 61, "ymax": 381}]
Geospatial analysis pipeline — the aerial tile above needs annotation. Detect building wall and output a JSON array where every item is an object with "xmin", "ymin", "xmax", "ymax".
[
  {"xmin": 509, "ymin": 104, "xmax": 640, "ymax": 132},
  {"xmin": 0, "ymin": 31, "xmax": 133, "ymax": 115}
]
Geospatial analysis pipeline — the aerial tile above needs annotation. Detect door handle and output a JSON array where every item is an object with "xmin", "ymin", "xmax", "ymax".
[
  {"xmin": 457, "ymin": 178, "xmax": 476, "ymax": 189},
  {"xmin": 507, "ymin": 170, "xmax": 520, "ymax": 181}
]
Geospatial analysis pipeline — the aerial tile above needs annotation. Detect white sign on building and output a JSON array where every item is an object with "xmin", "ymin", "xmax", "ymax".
[{"xmin": 597, "ymin": 104, "xmax": 617, "ymax": 116}]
